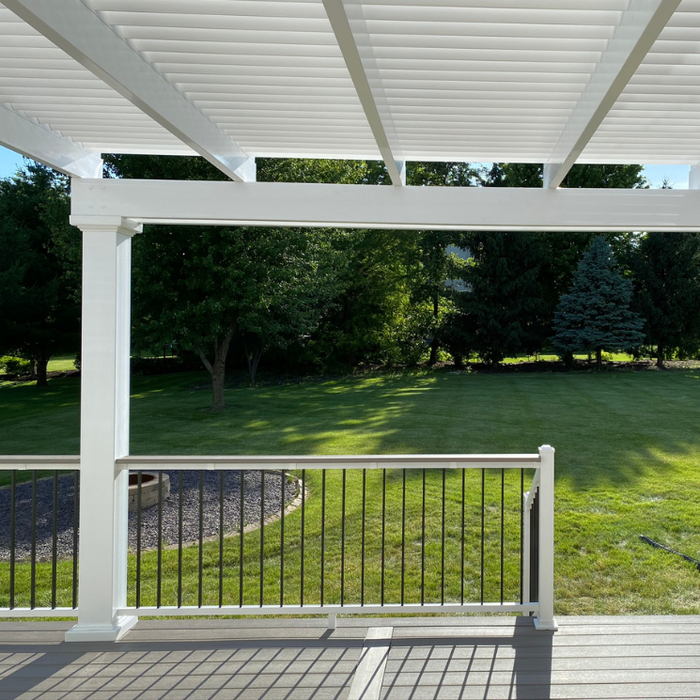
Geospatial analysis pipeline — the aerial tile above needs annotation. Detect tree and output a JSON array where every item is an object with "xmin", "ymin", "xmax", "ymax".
[
  {"xmin": 105, "ymin": 154, "xmax": 346, "ymax": 408},
  {"xmin": 0, "ymin": 163, "xmax": 80, "ymax": 386},
  {"xmin": 406, "ymin": 163, "xmax": 476, "ymax": 364},
  {"xmin": 456, "ymin": 231, "xmax": 550, "ymax": 366},
  {"xmin": 308, "ymin": 227, "xmax": 425, "ymax": 369},
  {"xmin": 443, "ymin": 163, "xmax": 648, "ymax": 367},
  {"xmin": 631, "ymin": 232, "xmax": 700, "ymax": 367},
  {"xmin": 551, "ymin": 237, "xmax": 645, "ymax": 370},
  {"xmin": 133, "ymin": 224, "xmax": 342, "ymax": 403}
]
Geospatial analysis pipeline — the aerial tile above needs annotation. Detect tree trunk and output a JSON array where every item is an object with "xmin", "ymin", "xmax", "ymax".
[
  {"xmin": 244, "ymin": 342, "xmax": 264, "ymax": 387},
  {"xmin": 453, "ymin": 353, "xmax": 464, "ymax": 370},
  {"xmin": 429, "ymin": 294, "xmax": 439, "ymax": 365},
  {"xmin": 656, "ymin": 344, "xmax": 665, "ymax": 369},
  {"xmin": 196, "ymin": 324, "xmax": 236, "ymax": 410},
  {"xmin": 562, "ymin": 350, "xmax": 574, "ymax": 370},
  {"xmin": 596, "ymin": 347, "xmax": 602, "ymax": 371},
  {"xmin": 36, "ymin": 355, "xmax": 49, "ymax": 387}
]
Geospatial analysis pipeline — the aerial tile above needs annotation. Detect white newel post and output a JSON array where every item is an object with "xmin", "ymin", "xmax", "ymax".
[
  {"xmin": 534, "ymin": 444, "xmax": 557, "ymax": 631},
  {"xmin": 65, "ymin": 216, "xmax": 142, "ymax": 642}
]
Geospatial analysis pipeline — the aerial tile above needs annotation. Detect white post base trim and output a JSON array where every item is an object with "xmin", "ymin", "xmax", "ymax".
[
  {"xmin": 328, "ymin": 613, "xmax": 337, "ymax": 630},
  {"xmin": 64, "ymin": 615, "xmax": 138, "ymax": 642},
  {"xmin": 533, "ymin": 616, "xmax": 558, "ymax": 631}
]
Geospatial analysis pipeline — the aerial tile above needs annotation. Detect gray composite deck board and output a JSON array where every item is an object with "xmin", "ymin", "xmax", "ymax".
[{"xmin": 0, "ymin": 617, "xmax": 698, "ymax": 699}]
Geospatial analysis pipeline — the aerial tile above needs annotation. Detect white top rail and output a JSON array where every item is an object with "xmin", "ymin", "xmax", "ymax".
[
  {"xmin": 0, "ymin": 455, "xmax": 80, "ymax": 469},
  {"xmin": 118, "ymin": 454, "xmax": 541, "ymax": 471},
  {"xmin": 0, "ymin": 453, "xmax": 543, "ymax": 472}
]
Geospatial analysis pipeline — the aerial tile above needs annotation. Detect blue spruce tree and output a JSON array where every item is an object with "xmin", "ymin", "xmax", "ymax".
[{"xmin": 551, "ymin": 237, "xmax": 644, "ymax": 370}]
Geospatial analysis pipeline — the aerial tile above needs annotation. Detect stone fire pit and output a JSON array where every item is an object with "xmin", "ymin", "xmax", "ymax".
[{"xmin": 128, "ymin": 471, "xmax": 170, "ymax": 512}]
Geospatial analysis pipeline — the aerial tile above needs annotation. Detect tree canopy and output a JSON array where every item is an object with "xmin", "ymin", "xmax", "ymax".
[
  {"xmin": 631, "ymin": 232, "xmax": 700, "ymax": 367},
  {"xmin": 106, "ymin": 154, "xmax": 350, "ymax": 408},
  {"xmin": 0, "ymin": 163, "xmax": 80, "ymax": 385}
]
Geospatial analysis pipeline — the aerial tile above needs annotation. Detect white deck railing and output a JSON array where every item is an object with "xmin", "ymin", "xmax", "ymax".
[{"xmin": 0, "ymin": 447, "xmax": 556, "ymax": 637}]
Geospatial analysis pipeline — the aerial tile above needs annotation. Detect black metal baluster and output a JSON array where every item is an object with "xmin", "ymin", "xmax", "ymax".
[
  {"xmin": 461, "ymin": 468, "xmax": 466, "ymax": 605},
  {"xmin": 239, "ymin": 471, "xmax": 244, "ymax": 607},
  {"xmin": 300, "ymin": 469, "xmax": 306, "ymax": 608},
  {"xmin": 157, "ymin": 471, "xmax": 163, "ymax": 608},
  {"xmin": 51, "ymin": 471, "xmax": 58, "ymax": 609},
  {"xmin": 9, "ymin": 471, "xmax": 15, "ymax": 610},
  {"xmin": 341, "ymin": 469, "xmax": 346, "ymax": 607},
  {"xmin": 421, "ymin": 468, "xmax": 426, "ymax": 606},
  {"xmin": 280, "ymin": 470, "xmax": 285, "ymax": 608},
  {"xmin": 520, "ymin": 468, "xmax": 525, "ymax": 605},
  {"xmin": 72, "ymin": 470, "xmax": 78, "ymax": 609},
  {"xmin": 480, "ymin": 468, "xmax": 485, "ymax": 605},
  {"xmin": 198, "ymin": 471, "xmax": 204, "ymax": 607},
  {"xmin": 259, "ymin": 470, "xmax": 265, "ymax": 607},
  {"xmin": 360, "ymin": 469, "xmax": 366, "ymax": 606},
  {"xmin": 441, "ymin": 467, "xmax": 445, "ymax": 606},
  {"xmin": 136, "ymin": 470, "xmax": 142, "ymax": 608},
  {"xmin": 177, "ymin": 471, "xmax": 183, "ymax": 608},
  {"xmin": 381, "ymin": 468, "xmax": 386, "ymax": 606},
  {"xmin": 30, "ymin": 471, "xmax": 37, "ymax": 609},
  {"xmin": 500, "ymin": 468, "xmax": 505, "ymax": 604},
  {"xmin": 219, "ymin": 470, "xmax": 225, "ymax": 607},
  {"xmin": 320, "ymin": 469, "xmax": 326, "ymax": 607}
]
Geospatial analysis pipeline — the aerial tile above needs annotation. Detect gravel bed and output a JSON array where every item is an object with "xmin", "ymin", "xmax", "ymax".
[{"xmin": 0, "ymin": 470, "xmax": 298, "ymax": 562}]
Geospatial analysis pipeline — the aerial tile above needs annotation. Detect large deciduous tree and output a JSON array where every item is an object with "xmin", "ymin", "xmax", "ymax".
[
  {"xmin": 132, "ymin": 224, "xmax": 342, "ymax": 405},
  {"xmin": 631, "ymin": 232, "xmax": 700, "ymax": 367},
  {"xmin": 551, "ymin": 237, "xmax": 645, "ymax": 370},
  {"xmin": 0, "ymin": 163, "xmax": 80, "ymax": 386},
  {"xmin": 105, "ymin": 154, "xmax": 346, "ymax": 408}
]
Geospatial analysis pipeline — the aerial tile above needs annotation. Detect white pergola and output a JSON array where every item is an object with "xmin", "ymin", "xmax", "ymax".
[{"xmin": 1, "ymin": 0, "xmax": 700, "ymax": 641}]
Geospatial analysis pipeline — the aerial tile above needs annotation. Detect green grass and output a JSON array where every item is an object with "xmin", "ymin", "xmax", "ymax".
[
  {"xmin": 46, "ymin": 354, "xmax": 78, "ymax": 373},
  {"xmin": 501, "ymin": 352, "xmax": 636, "ymax": 364},
  {"xmin": 1, "ymin": 367, "xmax": 700, "ymax": 615}
]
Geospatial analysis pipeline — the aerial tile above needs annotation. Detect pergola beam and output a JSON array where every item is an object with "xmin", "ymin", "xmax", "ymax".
[
  {"xmin": 3, "ymin": 0, "xmax": 255, "ymax": 182},
  {"xmin": 71, "ymin": 179, "xmax": 700, "ymax": 232},
  {"xmin": 0, "ymin": 104, "xmax": 103, "ymax": 179},
  {"xmin": 322, "ymin": 0, "xmax": 405, "ymax": 186},
  {"xmin": 543, "ymin": 0, "xmax": 681, "ymax": 189}
]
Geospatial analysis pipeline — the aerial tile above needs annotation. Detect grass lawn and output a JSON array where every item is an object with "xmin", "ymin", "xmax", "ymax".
[{"xmin": 1, "ymin": 367, "xmax": 699, "ymax": 615}]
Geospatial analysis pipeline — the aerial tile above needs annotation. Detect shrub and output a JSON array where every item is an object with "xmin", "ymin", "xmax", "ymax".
[{"xmin": 0, "ymin": 356, "xmax": 31, "ymax": 376}]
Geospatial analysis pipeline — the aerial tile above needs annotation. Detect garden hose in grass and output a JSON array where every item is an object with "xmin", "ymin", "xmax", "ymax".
[{"xmin": 640, "ymin": 535, "xmax": 700, "ymax": 572}]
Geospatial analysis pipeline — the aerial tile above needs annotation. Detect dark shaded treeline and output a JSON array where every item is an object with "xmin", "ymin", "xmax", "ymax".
[{"xmin": 2, "ymin": 159, "xmax": 699, "ymax": 407}]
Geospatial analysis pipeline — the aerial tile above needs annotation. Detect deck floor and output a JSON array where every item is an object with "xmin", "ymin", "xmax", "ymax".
[{"xmin": 0, "ymin": 616, "xmax": 698, "ymax": 699}]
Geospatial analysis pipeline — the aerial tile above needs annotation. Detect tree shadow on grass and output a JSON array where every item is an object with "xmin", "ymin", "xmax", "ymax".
[
  {"xmin": 2, "ymin": 368, "xmax": 698, "ymax": 493},
  {"xmin": 126, "ymin": 369, "xmax": 700, "ymax": 493}
]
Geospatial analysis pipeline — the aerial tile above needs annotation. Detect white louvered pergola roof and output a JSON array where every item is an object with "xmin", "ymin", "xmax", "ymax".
[{"xmin": 1, "ymin": 0, "xmax": 700, "ymax": 228}]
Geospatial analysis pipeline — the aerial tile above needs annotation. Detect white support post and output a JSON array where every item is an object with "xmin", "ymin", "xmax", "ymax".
[
  {"xmin": 534, "ymin": 445, "xmax": 557, "ymax": 631},
  {"xmin": 689, "ymin": 165, "xmax": 700, "ymax": 190},
  {"xmin": 65, "ymin": 216, "xmax": 142, "ymax": 642}
]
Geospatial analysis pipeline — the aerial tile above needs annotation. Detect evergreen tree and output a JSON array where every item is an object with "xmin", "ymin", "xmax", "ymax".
[
  {"xmin": 0, "ymin": 163, "xmax": 80, "ymax": 386},
  {"xmin": 631, "ymin": 232, "xmax": 700, "ymax": 367},
  {"xmin": 551, "ymin": 237, "xmax": 644, "ymax": 370},
  {"xmin": 457, "ymin": 231, "xmax": 550, "ymax": 367}
]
